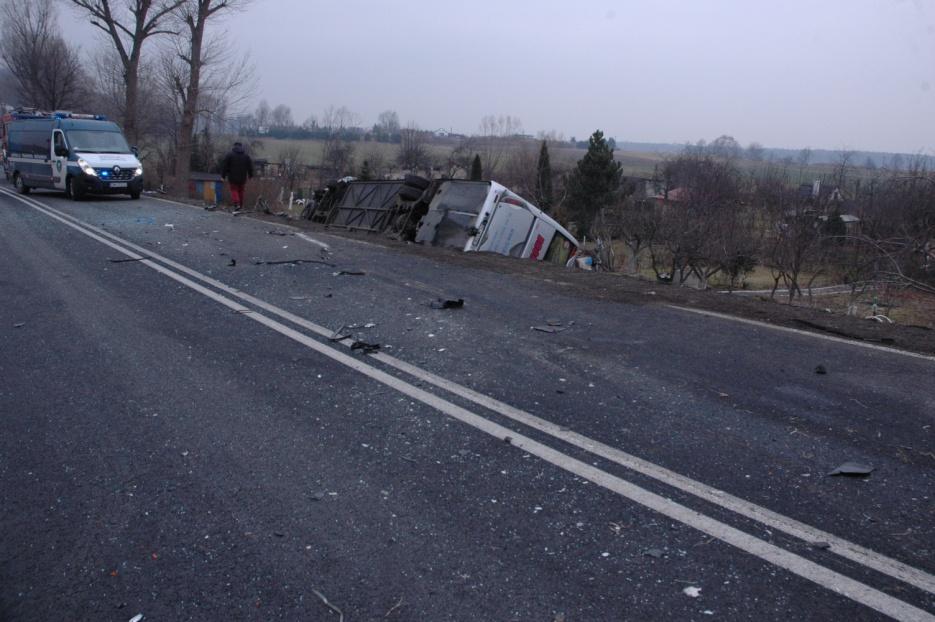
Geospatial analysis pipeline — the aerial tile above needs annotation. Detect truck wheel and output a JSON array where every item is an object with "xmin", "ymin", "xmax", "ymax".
[
  {"xmin": 403, "ymin": 174, "xmax": 430, "ymax": 190},
  {"xmin": 14, "ymin": 174, "xmax": 30, "ymax": 195},
  {"xmin": 398, "ymin": 185, "xmax": 424, "ymax": 202}
]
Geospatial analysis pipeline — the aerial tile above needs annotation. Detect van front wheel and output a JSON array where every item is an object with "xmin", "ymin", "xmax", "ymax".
[
  {"xmin": 14, "ymin": 174, "xmax": 30, "ymax": 195},
  {"xmin": 68, "ymin": 177, "xmax": 84, "ymax": 201},
  {"xmin": 129, "ymin": 190, "xmax": 140, "ymax": 200}
]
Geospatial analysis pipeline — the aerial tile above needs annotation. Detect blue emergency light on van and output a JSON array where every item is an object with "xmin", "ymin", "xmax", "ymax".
[{"xmin": 1, "ymin": 110, "xmax": 143, "ymax": 200}]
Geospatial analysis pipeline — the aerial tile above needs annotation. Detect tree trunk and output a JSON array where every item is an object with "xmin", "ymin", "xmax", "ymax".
[
  {"xmin": 173, "ymin": 10, "xmax": 206, "ymax": 189},
  {"xmin": 123, "ymin": 51, "xmax": 140, "ymax": 143}
]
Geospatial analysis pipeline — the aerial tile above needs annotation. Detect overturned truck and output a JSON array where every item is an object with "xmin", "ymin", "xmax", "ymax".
[{"xmin": 302, "ymin": 176, "xmax": 579, "ymax": 266}]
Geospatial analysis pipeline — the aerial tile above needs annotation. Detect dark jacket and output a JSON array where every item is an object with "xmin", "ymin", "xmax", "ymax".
[{"xmin": 221, "ymin": 144, "xmax": 254, "ymax": 185}]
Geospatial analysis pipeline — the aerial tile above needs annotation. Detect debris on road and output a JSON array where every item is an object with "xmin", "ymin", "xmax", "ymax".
[
  {"xmin": 429, "ymin": 298, "xmax": 464, "ymax": 310},
  {"xmin": 252, "ymin": 258, "xmax": 336, "ymax": 267},
  {"xmin": 108, "ymin": 256, "xmax": 148, "ymax": 263},
  {"xmin": 682, "ymin": 586, "xmax": 702, "ymax": 598},
  {"xmin": 311, "ymin": 588, "xmax": 344, "ymax": 622},
  {"xmin": 810, "ymin": 541, "xmax": 831, "ymax": 550},
  {"xmin": 164, "ymin": 223, "xmax": 174, "ymax": 230},
  {"xmin": 227, "ymin": 259, "xmax": 236, "ymax": 267},
  {"xmin": 828, "ymin": 461, "xmax": 874, "ymax": 477},
  {"xmin": 332, "ymin": 270, "xmax": 365, "ymax": 276},
  {"xmin": 329, "ymin": 325, "xmax": 352, "ymax": 342},
  {"xmin": 643, "ymin": 548, "xmax": 665, "ymax": 558},
  {"xmin": 350, "ymin": 340, "xmax": 380, "ymax": 354},
  {"xmin": 532, "ymin": 320, "xmax": 573, "ymax": 334},
  {"xmin": 815, "ymin": 364, "xmax": 828, "ymax": 375},
  {"xmin": 128, "ymin": 615, "xmax": 144, "ymax": 622},
  {"xmin": 13, "ymin": 322, "xmax": 25, "ymax": 328},
  {"xmin": 385, "ymin": 596, "xmax": 404, "ymax": 618},
  {"xmin": 266, "ymin": 230, "xmax": 291, "ymax": 236}
]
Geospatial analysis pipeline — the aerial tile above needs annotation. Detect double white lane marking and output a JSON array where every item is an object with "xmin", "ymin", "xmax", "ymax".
[{"xmin": 6, "ymin": 189, "xmax": 934, "ymax": 621}]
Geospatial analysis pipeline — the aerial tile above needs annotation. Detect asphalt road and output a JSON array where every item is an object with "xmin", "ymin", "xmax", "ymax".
[{"xmin": 1, "ymin": 188, "xmax": 933, "ymax": 622}]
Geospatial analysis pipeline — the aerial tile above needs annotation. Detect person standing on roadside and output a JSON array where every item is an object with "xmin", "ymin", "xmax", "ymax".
[{"xmin": 220, "ymin": 141, "xmax": 254, "ymax": 210}]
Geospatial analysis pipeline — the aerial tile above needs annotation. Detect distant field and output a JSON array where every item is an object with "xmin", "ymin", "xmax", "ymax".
[{"xmin": 250, "ymin": 137, "xmax": 874, "ymax": 182}]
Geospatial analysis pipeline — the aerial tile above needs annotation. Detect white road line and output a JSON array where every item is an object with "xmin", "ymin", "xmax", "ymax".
[
  {"xmin": 9, "ymin": 191, "xmax": 934, "ymax": 597},
  {"xmin": 295, "ymin": 232, "xmax": 330, "ymax": 250},
  {"xmin": 668, "ymin": 305, "xmax": 935, "ymax": 362},
  {"xmin": 149, "ymin": 193, "xmax": 334, "ymax": 250},
  {"xmin": 6, "ymin": 190, "xmax": 935, "ymax": 620}
]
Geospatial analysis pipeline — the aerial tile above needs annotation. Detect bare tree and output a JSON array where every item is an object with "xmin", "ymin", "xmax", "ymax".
[
  {"xmin": 0, "ymin": 0, "xmax": 88, "ymax": 110},
  {"xmin": 797, "ymin": 147, "xmax": 812, "ymax": 182},
  {"xmin": 277, "ymin": 144, "xmax": 305, "ymax": 192},
  {"xmin": 374, "ymin": 109, "xmax": 399, "ymax": 141},
  {"xmin": 477, "ymin": 114, "xmax": 522, "ymax": 178},
  {"xmin": 745, "ymin": 141, "xmax": 765, "ymax": 162},
  {"xmin": 69, "ymin": 0, "xmax": 184, "ymax": 143},
  {"xmin": 321, "ymin": 105, "xmax": 359, "ymax": 134},
  {"xmin": 269, "ymin": 103, "xmax": 292, "ymax": 128},
  {"xmin": 397, "ymin": 123, "xmax": 430, "ymax": 173},
  {"xmin": 253, "ymin": 99, "xmax": 270, "ymax": 130},
  {"xmin": 160, "ymin": 28, "xmax": 252, "ymax": 182},
  {"xmin": 171, "ymin": 0, "xmax": 250, "ymax": 186}
]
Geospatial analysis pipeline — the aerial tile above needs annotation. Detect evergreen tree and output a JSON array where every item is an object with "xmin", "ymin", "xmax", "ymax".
[
  {"xmin": 565, "ymin": 130, "xmax": 622, "ymax": 236},
  {"xmin": 535, "ymin": 140, "xmax": 553, "ymax": 212},
  {"xmin": 359, "ymin": 159, "xmax": 373, "ymax": 181},
  {"xmin": 470, "ymin": 154, "xmax": 483, "ymax": 181}
]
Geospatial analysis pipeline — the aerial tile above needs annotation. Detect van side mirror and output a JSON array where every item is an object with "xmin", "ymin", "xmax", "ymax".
[
  {"xmin": 55, "ymin": 146, "xmax": 69, "ymax": 157},
  {"xmin": 131, "ymin": 145, "xmax": 139, "ymax": 156}
]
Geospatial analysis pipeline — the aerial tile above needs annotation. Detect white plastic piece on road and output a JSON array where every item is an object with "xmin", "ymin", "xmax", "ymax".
[{"xmin": 683, "ymin": 587, "xmax": 702, "ymax": 598}]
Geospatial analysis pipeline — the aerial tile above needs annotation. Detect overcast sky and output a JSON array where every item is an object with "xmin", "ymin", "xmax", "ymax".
[{"xmin": 69, "ymin": 0, "xmax": 935, "ymax": 154}]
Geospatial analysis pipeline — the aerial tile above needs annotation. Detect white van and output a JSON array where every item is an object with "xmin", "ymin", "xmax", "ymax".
[{"xmin": 2, "ymin": 110, "xmax": 143, "ymax": 200}]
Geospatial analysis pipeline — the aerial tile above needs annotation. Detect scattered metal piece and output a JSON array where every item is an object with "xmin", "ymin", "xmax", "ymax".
[
  {"xmin": 13, "ymin": 322, "xmax": 25, "ymax": 328},
  {"xmin": 532, "ymin": 325, "xmax": 568, "ymax": 333},
  {"xmin": 429, "ymin": 298, "xmax": 464, "ymax": 310},
  {"xmin": 227, "ymin": 259, "xmax": 236, "ymax": 267},
  {"xmin": 329, "ymin": 326, "xmax": 352, "ymax": 342},
  {"xmin": 332, "ymin": 270, "xmax": 365, "ymax": 276},
  {"xmin": 128, "ymin": 615, "xmax": 144, "ymax": 622},
  {"xmin": 643, "ymin": 548, "xmax": 665, "ymax": 558},
  {"xmin": 266, "ymin": 230, "xmax": 291, "ymax": 236},
  {"xmin": 811, "ymin": 541, "xmax": 831, "ymax": 550},
  {"xmin": 311, "ymin": 589, "xmax": 344, "ymax": 622},
  {"xmin": 350, "ymin": 340, "xmax": 380, "ymax": 354},
  {"xmin": 109, "ymin": 256, "xmax": 148, "ymax": 263},
  {"xmin": 815, "ymin": 364, "xmax": 827, "ymax": 375},
  {"xmin": 385, "ymin": 596, "xmax": 404, "ymax": 618},
  {"xmin": 253, "ymin": 258, "xmax": 336, "ymax": 267},
  {"xmin": 682, "ymin": 586, "xmax": 702, "ymax": 598},
  {"xmin": 828, "ymin": 461, "xmax": 874, "ymax": 477}
]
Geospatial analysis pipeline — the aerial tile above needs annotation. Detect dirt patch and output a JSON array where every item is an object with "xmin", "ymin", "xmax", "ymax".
[{"xmin": 248, "ymin": 212, "xmax": 935, "ymax": 358}]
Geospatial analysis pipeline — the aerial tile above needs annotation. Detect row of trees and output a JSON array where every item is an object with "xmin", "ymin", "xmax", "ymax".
[
  {"xmin": 0, "ymin": 0, "xmax": 251, "ymax": 189},
  {"xmin": 563, "ymin": 131, "xmax": 934, "ymax": 299}
]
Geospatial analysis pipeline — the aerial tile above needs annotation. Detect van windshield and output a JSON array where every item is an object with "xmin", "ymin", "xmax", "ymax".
[{"xmin": 65, "ymin": 130, "xmax": 131, "ymax": 154}]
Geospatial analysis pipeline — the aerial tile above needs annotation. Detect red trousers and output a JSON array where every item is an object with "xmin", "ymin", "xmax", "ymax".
[{"xmin": 229, "ymin": 182, "xmax": 245, "ymax": 206}]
